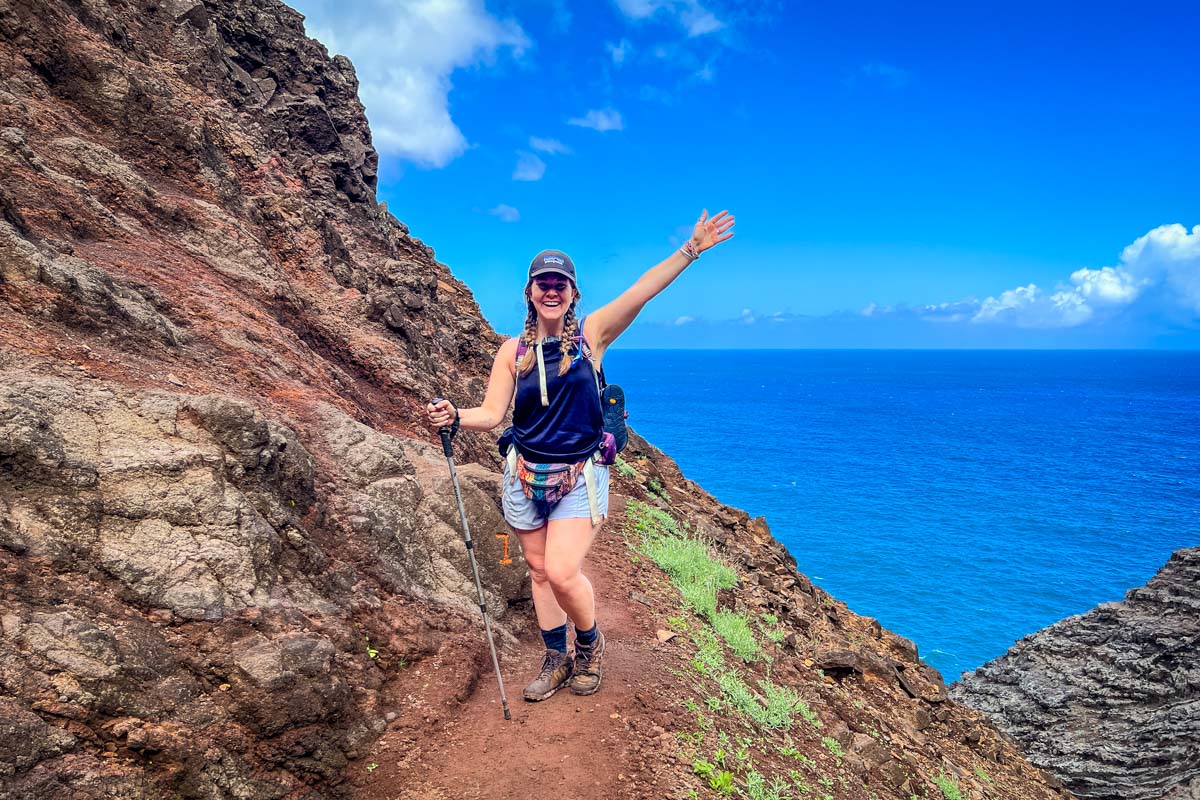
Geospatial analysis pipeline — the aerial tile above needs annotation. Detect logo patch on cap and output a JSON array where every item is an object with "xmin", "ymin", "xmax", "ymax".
[{"xmin": 543, "ymin": 256, "xmax": 565, "ymax": 265}]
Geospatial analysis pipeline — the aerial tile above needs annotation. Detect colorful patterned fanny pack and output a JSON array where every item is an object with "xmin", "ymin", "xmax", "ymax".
[{"xmin": 516, "ymin": 455, "xmax": 587, "ymax": 514}]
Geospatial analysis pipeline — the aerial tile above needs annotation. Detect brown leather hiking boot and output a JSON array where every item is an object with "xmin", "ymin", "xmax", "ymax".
[
  {"xmin": 569, "ymin": 630, "xmax": 605, "ymax": 696},
  {"xmin": 523, "ymin": 649, "xmax": 573, "ymax": 702}
]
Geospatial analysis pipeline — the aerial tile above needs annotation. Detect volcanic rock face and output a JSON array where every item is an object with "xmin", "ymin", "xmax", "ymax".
[
  {"xmin": 952, "ymin": 547, "xmax": 1200, "ymax": 800},
  {"xmin": 1, "ymin": 0, "xmax": 517, "ymax": 796}
]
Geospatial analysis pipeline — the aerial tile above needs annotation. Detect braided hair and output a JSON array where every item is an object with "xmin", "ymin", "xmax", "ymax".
[{"xmin": 517, "ymin": 284, "xmax": 582, "ymax": 377}]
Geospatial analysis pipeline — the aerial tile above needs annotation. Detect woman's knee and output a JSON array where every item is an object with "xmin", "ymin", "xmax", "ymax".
[
  {"xmin": 527, "ymin": 560, "xmax": 551, "ymax": 587},
  {"xmin": 545, "ymin": 562, "xmax": 582, "ymax": 594}
]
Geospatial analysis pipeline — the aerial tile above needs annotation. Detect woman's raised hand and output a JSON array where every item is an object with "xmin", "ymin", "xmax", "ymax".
[{"xmin": 690, "ymin": 209, "xmax": 735, "ymax": 253}]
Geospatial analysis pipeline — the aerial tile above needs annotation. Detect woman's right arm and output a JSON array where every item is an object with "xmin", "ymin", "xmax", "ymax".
[{"xmin": 426, "ymin": 338, "xmax": 518, "ymax": 432}]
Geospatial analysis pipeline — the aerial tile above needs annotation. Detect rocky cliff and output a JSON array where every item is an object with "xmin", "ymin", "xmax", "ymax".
[
  {"xmin": 2, "ymin": 1, "xmax": 1078, "ymax": 798},
  {"xmin": 952, "ymin": 547, "xmax": 1200, "ymax": 800}
]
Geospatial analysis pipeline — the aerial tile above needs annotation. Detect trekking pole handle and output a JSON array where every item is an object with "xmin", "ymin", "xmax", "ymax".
[{"xmin": 432, "ymin": 397, "xmax": 456, "ymax": 457}]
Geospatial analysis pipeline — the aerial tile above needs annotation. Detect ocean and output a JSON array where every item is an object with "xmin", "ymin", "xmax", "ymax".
[{"xmin": 602, "ymin": 349, "xmax": 1200, "ymax": 680}]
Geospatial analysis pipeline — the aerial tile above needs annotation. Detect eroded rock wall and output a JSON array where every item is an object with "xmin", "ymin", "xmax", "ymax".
[
  {"xmin": 0, "ymin": 0, "xmax": 518, "ymax": 795},
  {"xmin": 952, "ymin": 547, "xmax": 1200, "ymax": 800}
]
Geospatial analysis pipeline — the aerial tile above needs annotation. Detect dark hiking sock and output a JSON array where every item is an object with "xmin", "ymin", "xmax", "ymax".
[
  {"xmin": 575, "ymin": 622, "xmax": 599, "ymax": 650},
  {"xmin": 541, "ymin": 624, "xmax": 568, "ymax": 653}
]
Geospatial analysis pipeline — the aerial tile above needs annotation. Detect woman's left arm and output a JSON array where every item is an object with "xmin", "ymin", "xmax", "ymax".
[{"xmin": 585, "ymin": 209, "xmax": 734, "ymax": 356}]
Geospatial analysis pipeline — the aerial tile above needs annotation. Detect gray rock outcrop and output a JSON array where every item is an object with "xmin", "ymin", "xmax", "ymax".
[{"xmin": 952, "ymin": 547, "xmax": 1200, "ymax": 800}]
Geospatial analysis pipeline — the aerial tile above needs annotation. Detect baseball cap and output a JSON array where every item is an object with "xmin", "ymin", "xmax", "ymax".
[{"xmin": 528, "ymin": 249, "xmax": 577, "ymax": 283}]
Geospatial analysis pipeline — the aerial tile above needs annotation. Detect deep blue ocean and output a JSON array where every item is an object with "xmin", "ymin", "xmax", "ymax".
[{"xmin": 602, "ymin": 350, "xmax": 1199, "ymax": 680}]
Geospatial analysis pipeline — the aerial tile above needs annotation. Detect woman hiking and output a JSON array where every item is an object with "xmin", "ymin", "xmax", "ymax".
[{"xmin": 426, "ymin": 209, "xmax": 735, "ymax": 701}]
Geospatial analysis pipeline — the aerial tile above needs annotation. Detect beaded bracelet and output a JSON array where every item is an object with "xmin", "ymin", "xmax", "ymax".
[{"xmin": 680, "ymin": 240, "xmax": 701, "ymax": 261}]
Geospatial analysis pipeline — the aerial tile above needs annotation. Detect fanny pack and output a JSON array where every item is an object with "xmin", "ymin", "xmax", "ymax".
[
  {"xmin": 516, "ymin": 455, "xmax": 587, "ymax": 516},
  {"xmin": 503, "ymin": 446, "xmax": 604, "ymax": 526}
]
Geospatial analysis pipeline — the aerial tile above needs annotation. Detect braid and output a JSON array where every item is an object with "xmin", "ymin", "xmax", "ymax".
[
  {"xmin": 517, "ymin": 300, "xmax": 538, "ymax": 376},
  {"xmin": 557, "ymin": 299, "xmax": 580, "ymax": 376}
]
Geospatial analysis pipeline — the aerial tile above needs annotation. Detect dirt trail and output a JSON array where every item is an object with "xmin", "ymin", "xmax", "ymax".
[{"xmin": 349, "ymin": 500, "xmax": 686, "ymax": 800}]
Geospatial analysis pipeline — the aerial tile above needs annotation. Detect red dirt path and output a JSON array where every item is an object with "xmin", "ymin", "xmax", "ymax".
[{"xmin": 348, "ymin": 501, "xmax": 690, "ymax": 800}]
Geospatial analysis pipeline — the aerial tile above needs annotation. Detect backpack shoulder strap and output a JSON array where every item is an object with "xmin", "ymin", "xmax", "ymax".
[{"xmin": 575, "ymin": 316, "xmax": 606, "ymax": 392}]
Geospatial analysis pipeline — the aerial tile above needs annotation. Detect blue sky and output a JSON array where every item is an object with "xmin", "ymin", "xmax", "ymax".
[{"xmin": 289, "ymin": 0, "xmax": 1199, "ymax": 348}]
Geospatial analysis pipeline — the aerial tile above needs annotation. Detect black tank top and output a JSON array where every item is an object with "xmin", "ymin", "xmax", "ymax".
[{"xmin": 512, "ymin": 335, "xmax": 603, "ymax": 462}]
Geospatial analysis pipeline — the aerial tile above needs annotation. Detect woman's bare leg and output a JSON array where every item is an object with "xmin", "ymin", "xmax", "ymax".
[
  {"xmin": 515, "ymin": 525, "xmax": 568, "ymax": 630},
  {"xmin": 543, "ymin": 516, "xmax": 604, "ymax": 630}
]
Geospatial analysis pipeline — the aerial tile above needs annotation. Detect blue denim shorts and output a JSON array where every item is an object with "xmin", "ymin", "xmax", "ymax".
[{"xmin": 502, "ymin": 462, "xmax": 609, "ymax": 530}]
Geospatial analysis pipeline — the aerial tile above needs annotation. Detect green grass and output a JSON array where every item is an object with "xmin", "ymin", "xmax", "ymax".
[
  {"xmin": 691, "ymin": 628, "xmax": 726, "ymax": 675},
  {"xmin": 744, "ymin": 771, "xmax": 792, "ymax": 800},
  {"xmin": 614, "ymin": 455, "xmax": 638, "ymax": 478},
  {"xmin": 974, "ymin": 766, "xmax": 993, "ymax": 785},
  {"xmin": 693, "ymin": 759, "xmax": 735, "ymax": 796},
  {"xmin": 797, "ymin": 700, "xmax": 821, "ymax": 729},
  {"xmin": 629, "ymin": 501, "xmax": 737, "ymax": 622},
  {"xmin": 713, "ymin": 672, "xmax": 804, "ymax": 730},
  {"xmin": 712, "ymin": 609, "xmax": 761, "ymax": 661},
  {"xmin": 932, "ymin": 772, "xmax": 964, "ymax": 800},
  {"xmin": 821, "ymin": 736, "xmax": 844, "ymax": 757},
  {"xmin": 758, "ymin": 679, "xmax": 804, "ymax": 728}
]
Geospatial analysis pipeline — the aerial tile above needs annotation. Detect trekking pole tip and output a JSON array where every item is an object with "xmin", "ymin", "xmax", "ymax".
[{"xmin": 503, "ymin": 705, "xmax": 511, "ymax": 720}]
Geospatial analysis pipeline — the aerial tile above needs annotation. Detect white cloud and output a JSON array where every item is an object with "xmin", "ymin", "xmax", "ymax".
[
  {"xmin": 740, "ymin": 308, "xmax": 755, "ymax": 324},
  {"xmin": 1119, "ymin": 223, "xmax": 1200, "ymax": 313},
  {"xmin": 865, "ymin": 223, "xmax": 1199, "ymax": 330},
  {"xmin": 488, "ymin": 204, "xmax": 520, "ymax": 222},
  {"xmin": 674, "ymin": 315, "xmax": 695, "ymax": 325},
  {"xmin": 969, "ymin": 225, "xmax": 1200, "ymax": 328},
  {"xmin": 512, "ymin": 151, "xmax": 546, "ymax": 181},
  {"xmin": 567, "ymin": 108, "xmax": 624, "ymax": 131},
  {"xmin": 607, "ymin": 38, "xmax": 632, "ymax": 65},
  {"xmin": 614, "ymin": 0, "xmax": 724, "ymax": 36},
  {"xmin": 288, "ymin": 0, "xmax": 528, "ymax": 167},
  {"xmin": 529, "ymin": 136, "xmax": 571, "ymax": 154}
]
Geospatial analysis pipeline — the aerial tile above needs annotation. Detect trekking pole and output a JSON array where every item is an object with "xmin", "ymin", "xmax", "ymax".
[{"xmin": 433, "ymin": 399, "xmax": 512, "ymax": 721}]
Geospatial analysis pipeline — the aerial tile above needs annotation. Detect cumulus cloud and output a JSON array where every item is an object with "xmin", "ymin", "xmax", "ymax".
[
  {"xmin": 529, "ymin": 136, "xmax": 571, "ymax": 154},
  {"xmin": 866, "ymin": 224, "xmax": 1200, "ymax": 330},
  {"xmin": 512, "ymin": 151, "xmax": 546, "ymax": 181},
  {"xmin": 288, "ymin": 0, "xmax": 528, "ymax": 167},
  {"xmin": 488, "ymin": 204, "xmax": 520, "ymax": 222},
  {"xmin": 614, "ymin": 0, "xmax": 724, "ymax": 37},
  {"xmin": 567, "ymin": 109, "xmax": 624, "ymax": 131},
  {"xmin": 1119, "ymin": 223, "xmax": 1200, "ymax": 313},
  {"xmin": 739, "ymin": 308, "xmax": 756, "ymax": 325},
  {"xmin": 971, "ymin": 224, "xmax": 1200, "ymax": 328}
]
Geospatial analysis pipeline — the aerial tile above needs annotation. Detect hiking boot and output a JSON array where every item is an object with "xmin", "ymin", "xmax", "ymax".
[
  {"xmin": 569, "ymin": 630, "xmax": 606, "ymax": 696},
  {"xmin": 523, "ymin": 649, "xmax": 573, "ymax": 702}
]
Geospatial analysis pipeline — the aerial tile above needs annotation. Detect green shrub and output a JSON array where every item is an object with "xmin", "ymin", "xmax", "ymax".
[
  {"xmin": 743, "ymin": 771, "xmax": 791, "ymax": 800},
  {"xmin": 691, "ymin": 628, "xmax": 726, "ymax": 675},
  {"xmin": 614, "ymin": 455, "xmax": 638, "ymax": 478},
  {"xmin": 797, "ymin": 700, "xmax": 821, "ymax": 729},
  {"xmin": 821, "ymin": 736, "xmax": 844, "ymax": 757},
  {"xmin": 758, "ymin": 679, "xmax": 803, "ymax": 728},
  {"xmin": 932, "ymin": 772, "xmax": 964, "ymax": 800},
  {"xmin": 711, "ymin": 609, "xmax": 760, "ymax": 661}
]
